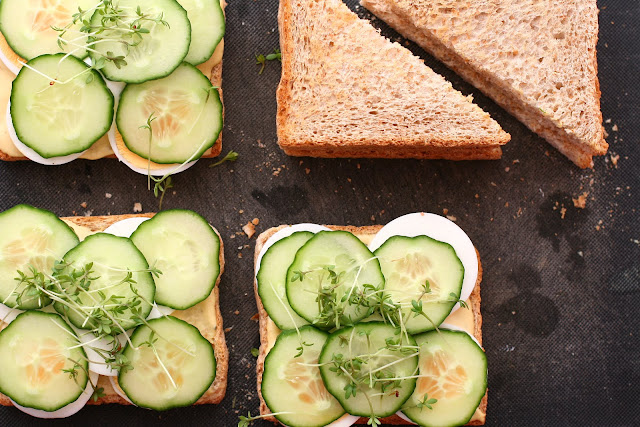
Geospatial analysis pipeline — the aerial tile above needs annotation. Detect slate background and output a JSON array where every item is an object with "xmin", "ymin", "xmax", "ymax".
[{"xmin": 0, "ymin": 0, "xmax": 638, "ymax": 426}]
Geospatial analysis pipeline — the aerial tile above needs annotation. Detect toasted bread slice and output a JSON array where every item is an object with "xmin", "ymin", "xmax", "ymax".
[
  {"xmin": 276, "ymin": 0, "xmax": 510, "ymax": 160},
  {"xmin": 0, "ymin": 214, "xmax": 228, "ymax": 407},
  {"xmin": 0, "ymin": 2, "xmax": 226, "ymax": 162},
  {"xmin": 361, "ymin": 0, "xmax": 607, "ymax": 168},
  {"xmin": 254, "ymin": 225, "xmax": 487, "ymax": 425}
]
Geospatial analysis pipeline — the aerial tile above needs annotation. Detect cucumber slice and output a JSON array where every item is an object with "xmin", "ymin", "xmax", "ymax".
[
  {"xmin": 177, "ymin": 0, "xmax": 225, "ymax": 65},
  {"xmin": 402, "ymin": 329, "xmax": 487, "ymax": 427},
  {"xmin": 318, "ymin": 322, "xmax": 418, "ymax": 418},
  {"xmin": 0, "ymin": 205, "xmax": 79, "ymax": 309},
  {"xmin": 10, "ymin": 53, "xmax": 114, "ymax": 158},
  {"xmin": 258, "ymin": 232, "xmax": 312, "ymax": 330},
  {"xmin": 374, "ymin": 236, "xmax": 464, "ymax": 334},
  {"xmin": 89, "ymin": 0, "xmax": 191, "ymax": 83},
  {"xmin": 118, "ymin": 316, "xmax": 215, "ymax": 410},
  {"xmin": 286, "ymin": 231, "xmax": 384, "ymax": 330},
  {"xmin": 0, "ymin": 0, "xmax": 98, "ymax": 60},
  {"xmin": 116, "ymin": 62, "xmax": 222, "ymax": 164},
  {"xmin": 0, "ymin": 311, "xmax": 89, "ymax": 412},
  {"xmin": 130, "ymin": 209, "xmax": 220, "ymax": 310},
  {"xmin": 54, "ymin": 233, "xmax": 156, "ymax": 331},
  {"xmin": 262, "ymin": 326, "xmax": 345, "ymax": 427}
]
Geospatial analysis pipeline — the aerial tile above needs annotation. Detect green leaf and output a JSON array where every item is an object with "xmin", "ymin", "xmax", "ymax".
[{"xmin": 250, "ymin": 347, "xmax": 259, "ymax": 357}]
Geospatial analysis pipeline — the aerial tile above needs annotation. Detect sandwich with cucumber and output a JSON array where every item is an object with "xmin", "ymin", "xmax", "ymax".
[
  {"xmin": 0, "ymin": 0, "xmax": 225, "ymax": 176},
  {"xmin": 252, "ymin": 214, "xmax": 487, "ymax": 426},
  {"xmin": 0, "ymin": 205, "xmax": 228, "ymax": 418}
]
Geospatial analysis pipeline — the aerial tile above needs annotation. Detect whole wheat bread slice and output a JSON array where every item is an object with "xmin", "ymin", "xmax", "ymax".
[
  {"xmin": 254, "ymin": 225, "xmax": 487, "ymax": 425},
  {"xmin": 360, "ymin": 0, "xmax": 607, "ymax": 168},
  {"xmin": 276, "ymin": 0, "xmax": 510, "ymax": 159},
  {"xmin": 0, "ymin": 214, "xmax": 228, "ymax": 408}
]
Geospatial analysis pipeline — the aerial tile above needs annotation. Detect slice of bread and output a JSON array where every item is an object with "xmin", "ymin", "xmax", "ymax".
[
  {"xmin": 360, "ymin": 0, "xmax": 607, "ymax": 168},
  {"xmin": 0, "ymin": 214, "xmax": 228, "ymax": 407},
  {"xmin": 276, "ymin": 0, "xmax": 510, "ymax": 160},
  {"xmin": 254, "ymin": 225, "xmax": 487, "ymax": 425},
  {"xmin": 0, "ymin": 2, "xmax": 226, "ymax": 162}
]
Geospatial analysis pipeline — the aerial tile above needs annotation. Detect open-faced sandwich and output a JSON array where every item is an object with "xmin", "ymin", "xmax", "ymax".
[
  {"xmin": 0, "ymin": 205, "xmax": 228, "ymax": 418},
  {"xmin": 252, "ymin": 213, "xmax": 487, "ymax": 426},
  {"xmin": 0, "ymin": 0, "xmax": 225, "ymax": 176}
]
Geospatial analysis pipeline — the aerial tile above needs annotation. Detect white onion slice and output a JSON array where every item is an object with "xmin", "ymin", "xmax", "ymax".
[
  {"xmin": 326, "ymin": 414, "xmax": 359, "ymax": 426},
  {"xmin": 11, "ymin": 371, "xmax": 99, "ymax": 419},
  {"xmin": 6, "ymin": 102, "xmax": 85, "ymax": 165},
  {"xmin": 0, "ymin": 47, "xmax": 20, "ymax": 75},
  {"xmin": 255, "ymin": 223, "xmax": 330, "ymax": 278},
  {"xmin": 0, "ymin": 303, "xmax": 22, "ymax": 324},
  {"xmin": 396, "ymin": 411, "xmax": 416, "ymax": 424},
  {"xmin": 109, "ymin": 376, "xmax": 134, "ymax": 405},
  {"xmin": 368, "ymin": 213, "xmax": 478, "ymax": 312}
]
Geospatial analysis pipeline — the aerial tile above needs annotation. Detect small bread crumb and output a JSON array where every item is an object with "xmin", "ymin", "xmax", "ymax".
[
  {"xmin": 133, "ymin": 203, "xmax": 142, "ymax": 213},
  {"xmin": 105, "ymin": 193, "xmax": 112, "ymax": 199},
  {"xmin": 610, "ymin": 154, "xmax": 620, "ymax": 167},
  {"xmin": 443, "ymin": 208, "xmax": 449, "ymax": 215},
  {"xmin": 572, "ymin": 192, "xmax": 589, "ymax": 209},
  {"xmin": 252, "ymin": 218, "xmax": 260, "ymax": 225},
  {"xmin": 446, "ymin": 215, "xmax": 457, "ymax": 222},
  {"xmin": 80, "ymin": 202, "xmax": 87, "ymax": 209},
  {"xmin": 243, "ymin": 222, "xmax": 256, "ymax": 238},
  {"xmin": 560, "ymin": 207, "xmax": 567, "ymax": 219},
  {"xmin": 612, "ymin": 124, "xmax": 619, "ymax": 132}
]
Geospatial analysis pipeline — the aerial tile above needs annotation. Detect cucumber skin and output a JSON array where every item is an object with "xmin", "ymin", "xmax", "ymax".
[
  {"xmin": 180, "ymin": 0, "xmax": 226, "ymax": 65},
  {"xmin": 0, "ymin": 204, "xmax": 79, "ymax": 309},
  {"xmin": 257, "ymin": 231, "xmax": 312, "ymax": 330},
  {"xmin": 285, "ymin": 230, "xmax": 385, "ymax": 329},
  {"xmin": 88, "ymin": 0, "xmax": 191, "ymax": 83},
  {"xmin": 116, "ymin": 62, "xmax": 222, "ymax": 164},
  {"xmin": 10, "ymin": 54, "xmax": 114, "ymax": 158},
  {"xmin": 118, "ymin": 316, "xmax": 216, "ymax": 411},
  {"xmin": 374, "ymin": 235, "xmax": 464, "ymax": 334},
  {"xmin": 318, "ymin": 322, "xmax": 418, "ymax": 418},
  {"xmin": 129, "ymin": 209, "xmax": 221, "ymax": 310},
  {"xmin": 404, "ymin": 329, "xmax": 487, "ymax": 427},
  {"xmin": 262, "ymin": 326, "xmax": 346, "ymax": 427},
  {"xmin": 0, "ymin": 311, "xmax": 88, "ymax": 412}
]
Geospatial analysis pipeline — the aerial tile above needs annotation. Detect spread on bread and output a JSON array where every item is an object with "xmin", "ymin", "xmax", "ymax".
[
  {"xmin": 0, "ymin": 205, "xmax": 226, "ymax": 418},
  {"xmin": 253, "ymin": 214, "xmax": 488, "ymax": 427}
]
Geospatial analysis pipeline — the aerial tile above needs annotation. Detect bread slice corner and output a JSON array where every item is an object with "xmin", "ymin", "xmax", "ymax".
[
  {"xmin": 361, "ymin": 0, "xmax": 607, "ymax": 168},
  {"xmin": 254, "ymin": 225, "xmax": 487, "ymax": 426},
  {"xmin": 276, "ymin": 0, "xmax": 510, "ymax": 160}
]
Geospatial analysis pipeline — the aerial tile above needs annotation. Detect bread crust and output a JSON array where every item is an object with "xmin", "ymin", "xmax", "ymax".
[
  {"xmin": 360, "ymin": 0, "xmax": 607, "ymax": 168},
  {"xmin": 276, "ymin": 0, "xmax": 509, "ymax": 160},
  {"xmin": 254, "ymin": 225, "xmax": 487, "ymax": 425},
  {"xmin": 0, "ymin": 214, "xmax": 228, "ymax": 407}
]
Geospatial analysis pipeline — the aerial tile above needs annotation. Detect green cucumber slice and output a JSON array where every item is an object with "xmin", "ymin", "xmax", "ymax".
[
  {"xmin": 257, "ymin": 232, "xmax": 312, "ymax": 330},
  {"xmin": 0, "ymin": 204, "xmax": 79, "ymax": 309},
  {"xmin": 10, "ymin": 53, "xmax": 114, "ymax": 158},
  {"xmin": 374, "ymin": 235, "xmax": 464, "ymax": 334},
  {"xmin": 0, "ymin": 0, "xmax": 98, "ymax": 60},
  {"xmin": 286, "ymin": 231, "xmax": 385, "ymax": 330},
  {"xmin": 262, "ymin": 326, "xmax": 345, "ymax": 427},
  {"xmin": 177, "ymin": 0, "xmax": 225, "ymax": 65},
  {"xmin": 130, "ymin": 209, "xmax": 220, "ymax": 310},
  {"xmin": 118, "ymin": 316, "xmax": 215, "ymax": 410},
  {"xmin": 318, "ymin": 322, "xmax": 418, "ymax": 418},
  {"xmin": 116, "ymin": 62, "xmax": 222, "ymax": 164},
  {"xmin": 402, "ymin": 329, "xmax": 487, "ymax": 427},
  {"xmin": 54, "ymin": 233, "xmax": 155, "ymax": 331},
  {"xmin": 89, "ymin": 0, "xmax": 191, "ymax": 83},
  {"xmin": 0, "ymin": 311, "xmax": 88, "ymax": 411}
]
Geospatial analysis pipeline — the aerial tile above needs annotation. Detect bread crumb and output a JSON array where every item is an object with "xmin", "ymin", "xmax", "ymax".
[
  {"xmin": 234, "ymin": 310, "xmax": 240, "ymax": 315},
  {"xmin": 475, "ymin": 194, "xmax": 479, "ymax": 199},
  {"xmin": 611, "ymin": 154, "xmax": 620, "ymax": 167},
  {"xmin": 251, "ymin": 218, "xmax": 260, "ymax": 225},
  {"xmin": 239, "ymin": 209, "xmax": 244, "ymax": 214},
  {"xmin": 105, "ymin": 193, "xmax": 112, "ymax": 199},
  {"xmin": 545, "ymin": 150, "xmax": 550, "ymax": 157},
  {"xmin": 443, "ymin": 208, "xmax": 449, "ymax": 215},
  {"xmin": 305, "ymin": 168, "xmax": 311, "ymax": 175},
  {"xmin": 133, "ymin": 203, "xmax": 142, "ymax": 213},
  {"xmin": 612, "ymin": 124, "xmax": 619, "ymax": 132},
  {"xmin": 243, "ymin": 222, "xmax": 256, "ymax": 238},
  {"xmin": 357, "ymin": 163, "xmax": 361, "ymax": 169},
  {"xmin": 237, "ymin": 253, "xmax": 243, "ymax": 258},
  {"xmin": 605, "ymin": 118, "xmax": 612, "ymax": 124},
  {"xmin": 250, "ymin": 313, "xmax": 259, "ymax": 322},
  {"xmin": 560, "ymin": 207, "xmax": 567, "ymax": 219},
  {"xmin": 370, "ymin": 215, "xmax": 375, "ymax": 221},
  {"xmin": 572, "ymin": 192, "xmax": 589, "ymax": 209},
  {"xmin": 224, "ymin": 327, "xmax": 233, "ymax": 333},
  {"xmin": 512, "ymin": 159, "xmax": 520, "ymax": 164},
  {"xmin": 446, "ymin": 215, "xmax": 457, "ymax": 222},
  {"xmin": 80, "ymin": 202, "xmax": 87, "ymax": 208},
  {"xmin": 505, "ymin": 167, "xmax": 510, "ymax": 172}
]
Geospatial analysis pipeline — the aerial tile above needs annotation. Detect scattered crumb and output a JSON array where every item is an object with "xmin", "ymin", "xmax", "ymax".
[
  {"xmin": 305, "ymin": 168, "xmax": 311, "ymax": 175},
  {"xmin": 133, "ymin": 203, "xmax": 142, "ymax": 213},
  {"xmin": 505, "ymin": 167, "xmax": 510, "ymax": 172},
  {"xmin": 250, "ymin": 313, "xmax": 259, "ymax": 322},
  {"xmin": 252, "ymin": 218, "xmax": 260, "ymax": 225},
  {"xmin": 357, "ymin": 163, "xmax": 361, "ymax": 169},
  {"xmin": 560, "ymin": 207, "xmax": 567, "ymax": 219},
  {"xmin": 239, "ymin": 210, "xmax": 244, "ymax": 214},
  {"xmin": 605, "ymin": 118, "xmax": 612, "ymax": 124},
  {"xmin": 80, "ymin": 202, "xmax": 87, "ymax": 209},
  {"xmin": 446, "ymin": 215, "xmax": 457, "ymax": 222},
  {"xmin": 105, "ymin": 193, "xmax": 112, "ymax": 199},
  {"xmin": 612, "ymin": 124, "xmax": 619, "ymax": 132},
  {"xmin": 370, "ymin": 215, "xmax": 375, "ymax": 221},
  {"xmin": 545, "ymin": 150, "xmax": 550, "ymax": 157},
  {"xmin": 230, "ymin": 234, "xmax": 236, "ymax": 239},
  {"xmin": 234, "ymin": 310, "xmax": 240, "ymax": 315},
  {"xmin": 272, "ymin": 167, "xmax": 282, "ymax": 176},
  {"xmin": 512, "ymin": 159, "xmax": 520, "ymax": 164},
  {"xmin": 237, "ymin": 253, "xmax": 243, "ymax": 259},
  {"xmin": 505, "ymin": 202, "xmax": 509, "ymax": 207},
  {"xmin": 475, "ymin": 194, "xmax": 479, "ymax": 199},
  {"xmin": 443, "ymin": 208, "xmax": 449, "ymax": 215},
  {"xmin": 573, "ymin": 192, "xmax": 589, "ymax": 209},
  {"xmin": 611, "ymin": 154, "xmax": 620, "ymax": 167},
  {"xmin": 243, "ymin": 222, "xmax": 256, "ymax": 238},
  {"xmin": 224, "ymin": 327, "xmax": 233, "ymax": 333}
]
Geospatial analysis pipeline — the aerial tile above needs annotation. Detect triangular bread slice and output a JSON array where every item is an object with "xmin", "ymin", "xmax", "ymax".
[
  {"xmin": 276, "ymin": 0, "xmax": 510, "ymax": 159},
  {"xmin": 361, "ymin": 0, "xmax": 607, "ymax": 168}
]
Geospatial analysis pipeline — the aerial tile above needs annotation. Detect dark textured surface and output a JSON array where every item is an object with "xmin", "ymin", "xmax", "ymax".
[{"xmin": 0, "ymin": 0, "xmax": 638, "ymax": 426}]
